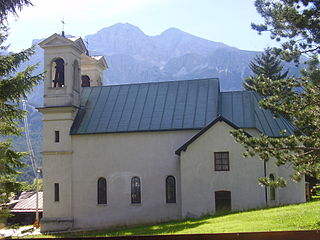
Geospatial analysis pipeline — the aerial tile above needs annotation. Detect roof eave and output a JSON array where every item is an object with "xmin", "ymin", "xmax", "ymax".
[{"xmin": 175, "ymin": 115, "xmax": 252, "ymax": 156}]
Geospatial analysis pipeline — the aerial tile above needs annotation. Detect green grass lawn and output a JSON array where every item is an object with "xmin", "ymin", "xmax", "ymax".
[{"xmin": 34, "ymin": 200, "xmax": 320, "ymax": 238}]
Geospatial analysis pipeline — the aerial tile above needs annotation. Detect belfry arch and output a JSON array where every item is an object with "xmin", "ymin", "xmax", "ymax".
[
  {"xmin": 51, "ymin": 57, "xmax": 65, "ymax": 87},
  {"xmin": 81, "ymin": 75, "xmax": 90, "ymax": 87}
]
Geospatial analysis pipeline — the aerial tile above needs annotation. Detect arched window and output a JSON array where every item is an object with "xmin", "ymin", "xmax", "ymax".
[
  {"xmin": 97, "ymin": 177, "xmax": 107, "ymax": 204},
  {"xmin": 269, "ymin": 174, "xmax": 276, "ymax": 201},
  {"xmin": 131, "ymin": 176, "xmax": 141, "ymax": 204},
  {"xmin": 166, "ymin": 176, "xmax": 176, "ymax": 203},
  {"xmin": 81, "ymin": 75, "xmax": 90, "ymax": 87},
  {"xmin": 215, "ymin": 191, "xmax": 231, "ymax": 212},
  {"xmin": 51, "ymin": 58, "xmax": 65, "ymax": 87},
  {"xmin": 73, "ymin": 60, "xmax": 80, "ymax": 92}
]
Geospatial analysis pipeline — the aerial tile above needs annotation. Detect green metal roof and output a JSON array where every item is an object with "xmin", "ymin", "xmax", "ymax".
[
  {"xmin": 220, "ymin": 91, "xmax": 296, "ymax": 137},
  {"xmin": 70, "ymin": 78, "xmax": 296, "ymax": 137},
  {"xmin": 71, "ymin": 78, "xmax": 220, "ymax": 134}
]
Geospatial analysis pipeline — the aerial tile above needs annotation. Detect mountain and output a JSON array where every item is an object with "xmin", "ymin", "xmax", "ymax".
[
  {"xmin": 83, "ymin": 23, "xmax": 257, "ymax": 90},
  {"xmin": 15, "ymin": 23, "xmax": 300, "ymax": 182}
]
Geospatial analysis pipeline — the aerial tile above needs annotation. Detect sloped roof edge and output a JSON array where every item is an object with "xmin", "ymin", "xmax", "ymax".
[
  {"xmin": 39, "ymin": 33, "xmax": 87, "ymax": 54},
  {"xmin": 175, "ymin": 115, "xmax": 251, "ymax": 156},
  {"xmin": 39, "ymin": 33, "xmax": 73, "ymax": 47}
]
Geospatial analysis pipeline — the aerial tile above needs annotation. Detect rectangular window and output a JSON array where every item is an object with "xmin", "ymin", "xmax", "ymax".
[
  {"xmin": 54, "ymin": 131, "xmax": 60, "ymax": 143},
  {"xmin": 214, "ymin": 152, "xmax": 230, "ymax": 171},
  {"xmin": 54, "ymin": 183, "xmax": 59, "ymax": 202}
]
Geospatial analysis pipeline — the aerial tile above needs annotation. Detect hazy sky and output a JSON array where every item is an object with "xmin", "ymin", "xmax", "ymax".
[{"xmin": 6, "ymin": 0, "xmax": 277, "ymax": 52}]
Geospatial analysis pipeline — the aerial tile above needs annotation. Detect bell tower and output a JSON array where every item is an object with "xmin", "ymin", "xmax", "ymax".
[
  {"xmin": 38, "ymin": 33, "xmax": 88, "ymax": 232},
  {"xmin": 39, "ymin": 33, "xmax": 88, "ymax": 107}
]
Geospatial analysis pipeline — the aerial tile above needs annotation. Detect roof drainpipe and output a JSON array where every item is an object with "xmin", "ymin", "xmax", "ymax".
[{"xmin": 264, "ymin": 160, "xmax": 268, "ymax": 207}]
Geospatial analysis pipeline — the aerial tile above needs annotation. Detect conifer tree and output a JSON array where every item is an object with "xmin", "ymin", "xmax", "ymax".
[
  {"xmin": 0, "ymin": 0, "xmax": 43, "ymax": 219},
  {"xmin": 232, "ymin": 0, "xmax": 320, "ymax": 187},
  {"xmin": 244, "ymin": 48, "xmax": 288, "ymax": 91}
]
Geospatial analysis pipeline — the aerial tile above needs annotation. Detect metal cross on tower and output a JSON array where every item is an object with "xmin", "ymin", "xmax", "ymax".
[{"xmin": 61, "ymin": 17, "xmax": 65, "ymax": 37}]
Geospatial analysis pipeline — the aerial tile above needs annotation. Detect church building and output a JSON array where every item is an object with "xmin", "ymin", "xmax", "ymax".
[{"xmin": 38, "ymin": 33, "xmax": 305, "ymax": 232}]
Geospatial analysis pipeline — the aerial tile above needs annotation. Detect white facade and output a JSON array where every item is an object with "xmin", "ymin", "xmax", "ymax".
[
  {"xmin": 180, "ymin": 120, "xmax": 305, "ymax": 218},
  {"xmin": 38, "ymin": 34, "xmax": 306, "ymax": 232}
]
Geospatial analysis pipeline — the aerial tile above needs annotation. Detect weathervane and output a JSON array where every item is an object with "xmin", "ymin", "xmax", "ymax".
[{"xmin": 61, "ymin": 17, "xmax": 65, "ymax": 37}]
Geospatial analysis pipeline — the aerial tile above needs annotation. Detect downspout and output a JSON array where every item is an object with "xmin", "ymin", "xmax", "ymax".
[{"xmin": 264, "ymin": 160, "xmax": 268, "ymax": 207}]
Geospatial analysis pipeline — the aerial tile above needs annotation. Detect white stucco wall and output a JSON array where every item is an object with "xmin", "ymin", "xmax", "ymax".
[
  {"xmin": 179, "ymin": 122, "xmax": 305, "ymax": 218},
  {"xmin": 278, "ymin": 164, "xmax": 306, "ymax": 204},
  {"xmin": 180, "ymin": 121, "xmax": 268, "ymax": 218},
  {"xmin": 70, "ymin": 130, "xmax": 197, "ymax": 229},
  {"xmin": 236, "ymin": 128, "xmax": 306, "ymax": 206}
]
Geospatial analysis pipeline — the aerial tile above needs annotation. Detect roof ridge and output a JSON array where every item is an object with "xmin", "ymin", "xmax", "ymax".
[
  {"xmin": 97, "ymin": 78, "xmax": 220, "ymax": 88},
  {"xmin": 220, "ymin": 90, "xmax": 253, "ymax": 94}
]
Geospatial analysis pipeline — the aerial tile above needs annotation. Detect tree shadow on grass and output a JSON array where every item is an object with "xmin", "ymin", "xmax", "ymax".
[
  {"xmin": 107, "ymin": 220, "xmax": 210, "ymax": 236},
  {"xmin": 43, "ymin": 211, "xmax": 250, "ymax": 238},
  {"xmin": 45, "ymin": 218, "xmax": 212, "ymax": 238},
  {"xmin": 41, "ymin": 202, "xmax": 320, "ymax": 238}
]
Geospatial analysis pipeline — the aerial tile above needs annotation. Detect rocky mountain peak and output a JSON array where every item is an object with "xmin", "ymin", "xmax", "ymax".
[
  {"xmin": 97, "ymin": 23, "xmax": 145, "ymax": 36},
  {"xmin": 159, "ymin": 27, "xmax": 186, "ymax": 36}
]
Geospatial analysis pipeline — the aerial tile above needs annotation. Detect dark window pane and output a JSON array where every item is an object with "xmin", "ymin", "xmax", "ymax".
[
  {"xmin": 54, "ymin": 183, "xmax": 59, "ymax": 202},
  {"xmin": 215, "ymin": 191, "xmax": 231, "ymax": 212},
  {"xmin": 81, "ymin": 75, "xmax": 90, "ymax": 87},
  {"xmin": 131, "ymin": 177, "xmax": 141, "ymax": 204},
  {"xmin": 269, "ymin": 174, "xmax": 276, "ymax": 200},
  {"xmin": 97, "ymin": 177, "xmax": 107, "ymax": 204},
  {"xmin": 55, "ymin": 131, "xmax": 60, "ymax": 143},
  {"xmin": 166, "ymin": 176, "xmax": 176, "ymax": 203}
]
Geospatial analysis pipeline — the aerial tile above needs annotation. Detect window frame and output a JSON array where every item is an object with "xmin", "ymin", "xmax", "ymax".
[
  {"xmin": 166, "ymin": 176, "xmax": 176, "ymax": 203},
  {"xmin": 97, "ymin": 177, "xmax": 107, "ymax": 205},
  {"xmin": 214, "ymin": 152, "xmax": 230, "ymax": 171},
  {"xmin": 131, "ymin": 176, "xmax": 141, "ymax": 204}
]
